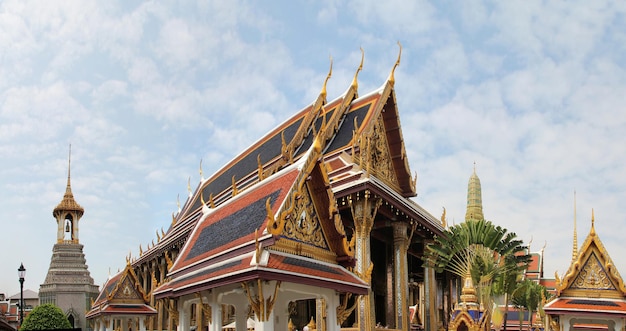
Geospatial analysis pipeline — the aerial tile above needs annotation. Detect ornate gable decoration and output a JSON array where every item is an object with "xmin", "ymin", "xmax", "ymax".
[
  {"xmin": 108, "ymin": 262, "xmax": 150, "ymax": 304},
  {"xmin": 282, "ymin": 183, "xmax": 329, "ymax": 250},
  {"xmin": 355, "ymin": 115, "xmax": 400, "ymax": 191},
  {"xmin": 113, "ymin": 276, "xmax": 143, "ymax": 301},
  {"xmin": 557, "ymin": 216, "xmax": 626, "ymax": 298},
  {"xmin": 570, "ymin": 252, "xmax": 615, "ymax": 291}
]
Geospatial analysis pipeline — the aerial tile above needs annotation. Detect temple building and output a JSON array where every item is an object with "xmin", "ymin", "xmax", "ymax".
[
  {"xmin": 88, "ymin": 49, "xmax": 458, "ymax": 331},
  {"xmin": 544, "ymin": 212, "xmax": 626, "ymax": 331},
  {"xmin": 40, "ymin": 151, "xmax": 100, "ymax": 331},
  {"xmin": 86, "ymin": 259, "xmax": 156, "ymax": 331}
]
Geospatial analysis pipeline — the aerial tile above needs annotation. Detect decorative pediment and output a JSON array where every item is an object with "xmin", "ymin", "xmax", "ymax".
[
  {"xmin": 107, "ymin": 263, "xmax": 150, "ymax": 304},
  {"xmin": 354, "ymin": 115, "xmax": 400, "ymax": 191},
  {"xmin": 281, "ymin": 182, "xmax": 329, "ymax": 250},
  {"xmin": 570, "ymin": 252, "xmax": 616, "ymax": 291}
]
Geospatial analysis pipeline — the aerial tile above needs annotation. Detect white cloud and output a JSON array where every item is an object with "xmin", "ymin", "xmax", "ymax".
[{"xmin": 1, "ymin": 0, "xmax": 625, "ymax": 298}]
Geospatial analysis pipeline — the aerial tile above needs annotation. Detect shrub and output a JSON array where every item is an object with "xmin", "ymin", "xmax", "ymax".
[{"xmin": 20, "ymin": 303, "xmax": 72, "ymax": 330}]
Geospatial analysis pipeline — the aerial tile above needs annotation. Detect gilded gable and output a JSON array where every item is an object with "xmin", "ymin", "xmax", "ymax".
[
  {"xmin": 354, "ymin": 114, "xmax": 400, "ymax": 191},
  {"xmin": 570, "ymin": 252, "xmax": 616, "ymax": 291},
  {"xmin": 282, "ymin": 182, "xmax": 329, "ymax": 250},
  {"xmin": 113, "ymin": 276, "xmax": 143, "ymax": 301}
]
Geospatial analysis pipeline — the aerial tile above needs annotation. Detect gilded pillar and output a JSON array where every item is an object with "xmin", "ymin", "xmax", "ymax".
[
  {"xmin": 157, "ymin": 299, "xmax": 164, "ymax": 331},
  {"xmin": 392, "ymin": 221, "xmax": 409, "ymax": 331},
  {"xmin": 316, "ymin": 298, "xmax": 326, "ymax": 331},
  {"xmin": 196, "ymin": 303, "xmax": 203, "ymax": 331},
  {"xmin": 349, "ymin": 191, "xmax": 381, "ymax": 331}
]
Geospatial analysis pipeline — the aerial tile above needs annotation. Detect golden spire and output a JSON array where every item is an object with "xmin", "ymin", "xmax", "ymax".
[
  {"xmin": 388, "ymin": 41, "xmax": 402, "ymax": 86},
  {"xmin": 53, "ymin": 144, "xmax": 84, "ymax": 217},
  {"xmin": 464, "ymin": 163, "xmax": 484, "ymax": 221},
  {"xmin": 572, "ymin": 191, "xmax": 578, "ymax": 261},
  {"xmin": 590, "ymin": 208, "xmax": 596, "ymax": 236}
]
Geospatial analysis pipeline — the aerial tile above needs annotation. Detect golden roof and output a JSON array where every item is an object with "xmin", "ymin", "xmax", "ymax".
[{"xmin": 53, "ymin": 151, "xmax": 84, "ymax": 217}]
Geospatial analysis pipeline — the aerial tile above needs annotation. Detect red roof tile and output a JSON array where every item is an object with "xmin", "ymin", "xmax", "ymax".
[
  {"xmin": 155, "ymin": 250, "xmax": 368, "ymax": 298},
  {"xmin": 544, "ymin": 297, "xmax": 626, "ymax": 316},
  {"xmin": 169, "ymin": 167, "xmax": 299, "ymax": 274}
]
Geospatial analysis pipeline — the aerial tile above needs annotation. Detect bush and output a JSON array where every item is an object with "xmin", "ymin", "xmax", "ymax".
[{"xmin": 20, "ymin": 303, "xmax": 72, "ymax": 330}]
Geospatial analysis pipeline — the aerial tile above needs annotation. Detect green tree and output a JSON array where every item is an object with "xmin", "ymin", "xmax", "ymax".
[
  {"xmin": 511, "ymin": 279, "xmax": 547, "ymax": 331},
  {"xmin": 424, "ymin": 219, "xmax": 531, "ymax": 329},
  {"xmin": 20, "ymin": 303, "xmax": 71, "ymax": 330},
  {"xmin": 492, "ymin": 254, "xmax": 524, "ymax": 331}
]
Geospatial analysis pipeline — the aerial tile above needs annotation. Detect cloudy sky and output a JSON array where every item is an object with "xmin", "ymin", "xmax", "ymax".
[{"xmin": 1, "ymin": 0, "xmax": 625, "ymax": 296}]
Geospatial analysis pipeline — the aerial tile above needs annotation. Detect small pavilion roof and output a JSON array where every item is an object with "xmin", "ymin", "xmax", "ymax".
[
  {"xmin": 545, "ymin": 213, "xmax": 626, "ymax": 317},
  {"xmin": 87, "ymin": 261, "xmax": 155, "ymax": 319}
]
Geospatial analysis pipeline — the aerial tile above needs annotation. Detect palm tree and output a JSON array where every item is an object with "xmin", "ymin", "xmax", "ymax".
[{"xmin": 424, "ymin": 219, "xmax": 531, "ymax": 329}]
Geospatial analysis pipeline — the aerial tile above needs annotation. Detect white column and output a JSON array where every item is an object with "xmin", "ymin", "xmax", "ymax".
[
  {"xmin": 234, "ymin": 303, "xmax": 248, "ymax": 331},
  {"xmin": 178, "ymin": 299, "xmax": 190, "ymax": 331},
  {"xmin": 325, "ymin": 293, "xmax": 340, "ymax": 331},
  {"xmin": 254, "ymin": 310, "xmax": 275, "ymax": 331},
  {"xmin": 139, "ymin": 317, "xmax": 146, "ymax": 331},
  {"xmin": 208, "ymin": 303, "xmax": 222, "ymax": 331}
]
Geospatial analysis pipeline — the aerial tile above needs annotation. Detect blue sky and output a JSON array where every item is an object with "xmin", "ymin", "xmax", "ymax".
[{"xmin": 1, "ymin": 0, "xmax": 625, "ymax": 296}]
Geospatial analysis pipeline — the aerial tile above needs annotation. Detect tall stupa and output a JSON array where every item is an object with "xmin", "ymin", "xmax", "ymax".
[
  {"xmin": 39, "ymin": 148, "xmax": 99, "ymax": 331},
  {"xmin": 464, "ymin": 164, "xmax": 485, "ymax": 221}
]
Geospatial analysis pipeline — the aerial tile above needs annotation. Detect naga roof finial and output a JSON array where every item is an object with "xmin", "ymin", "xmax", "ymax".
[
  {"xmin": 321, "ymin": 55, "xmax": 333, "ymax": 102},
  {"xmin": 199, "ymin": 159, "xmax": 204, "ymax": 180},
  {"xmin": 389, "ymin": 41, "xmax": 402, "ymax": 86},
  {"xmin": 351, "ymin": 47, "xmax": 364, "ymax": 92}
]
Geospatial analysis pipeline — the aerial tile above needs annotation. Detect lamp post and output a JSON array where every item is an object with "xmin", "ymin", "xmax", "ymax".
[{"xmin": 18, "ymin": 263, "xmax": 26, "ymax": 327}]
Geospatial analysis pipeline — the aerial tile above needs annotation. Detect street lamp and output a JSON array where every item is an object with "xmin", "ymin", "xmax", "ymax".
[{"xmin": 18, "ymin": 263, "xmax": 25, "ymax": 327}]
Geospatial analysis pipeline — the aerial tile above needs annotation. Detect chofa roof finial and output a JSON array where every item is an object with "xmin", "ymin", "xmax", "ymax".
[
  {"xmin": 389, "ymin": 41, "xmax": 402, "ymax": 86},
  {"xmin": 321, "ymin": 55, "xmax": 333, "ymax": 102},
  {"xmin": 351, "ymin": 47, "xmax": 364, "ymax": 91}
]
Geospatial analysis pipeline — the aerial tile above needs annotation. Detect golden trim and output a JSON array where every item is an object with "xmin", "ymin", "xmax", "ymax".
[
  {"xmin": 242, "ymin": 280, "xmax": 281, "ymax": 322},
  {"xmin": 270, "ymin": 238, "xmax": 337, "ymax": 264},
  {"xmin": 336, "ymin": 293, "xmax": 357, "ymax": 326},
  {"xmin": 231, "ymin": 176, "xmax": 238, "ymax": 196},
  {"xmin": 257, "ymin": 154, "xmax": 264, "ymax": 181}
]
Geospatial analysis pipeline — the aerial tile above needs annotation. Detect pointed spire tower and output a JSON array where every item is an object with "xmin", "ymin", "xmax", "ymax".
[
  {"xmin": 465, "ymin": 163, "xmax": 485, "ymax": 221},
  {"xmin": 572, "ymin": 191, "xmax": 578, "ymax": 262},
  {"xmin": 40, "ymin": 146, "xmax": 99, "ymax": 331},
  {"xmin": 53, "ymin": 145, "xmax": 84, "ymax": 243}
]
